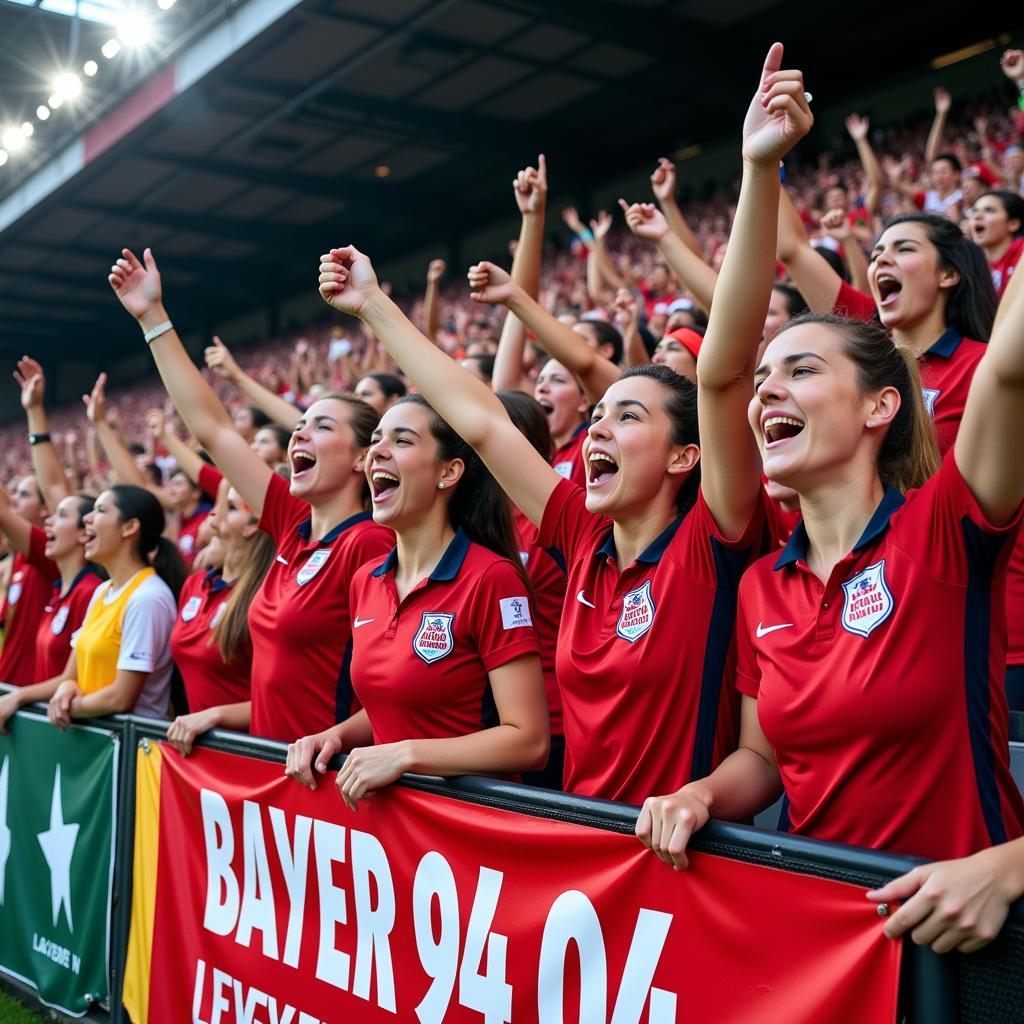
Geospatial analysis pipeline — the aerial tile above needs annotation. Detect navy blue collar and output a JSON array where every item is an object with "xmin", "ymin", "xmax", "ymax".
[
  {"xmin": 926, "ymin": 326, "xmax": 963, "ymax": 359},
  {"xmin": 204, "ymin": 567, "xmax": 229, "ymax": 593},
  {"xmin": 54, "ymin": 564, "xmax": 101, "ymax": 596},
  {"xmin": 774, "ymin": 486, "xmax": 906, "ymax": 570},
  {"xmin": 297, "ymin": 509, "xmax": 372, "ymax": 545},
  {"xmin": 370, "ymin": 528, "xmax": 472, "ymax": 581},
  {"xmin": 595, "ymin": 515, "xmax": 684, "ymax": 566}
]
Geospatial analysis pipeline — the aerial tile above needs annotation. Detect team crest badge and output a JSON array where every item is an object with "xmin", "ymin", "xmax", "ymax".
[
  {"xmin": 841, "ymin": 559, "xmax": 894, "ymax": 637},
  {"xmin": 413, "ymin": 612, "xmax": 455, "ymax": 664},
  {"xmin": 922, "ymin": 387, "xmax": 940, "ymax": 417},
  {"xmin": 181, "ymin": 596, "xmax": 202, "ymax": 622},
  {"xmin": 296, "ymin": 548, "xmax": 331, "ymax": 586},
  {"xmin": 50, "ymin": 606, "xmax": 70, "ymax": 635},
  {"xmin": 8, "ymin": 570, "xmax": 23, "ymax": 607},
  {"xmin": 616, "ymin": 580, "xmax": 656, "ymax": 643}
]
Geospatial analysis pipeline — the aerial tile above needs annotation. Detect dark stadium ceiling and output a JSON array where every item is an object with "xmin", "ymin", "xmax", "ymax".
[{"xmin": 0, "ymin": 0, "xmax": 1019, "ymax": 360}]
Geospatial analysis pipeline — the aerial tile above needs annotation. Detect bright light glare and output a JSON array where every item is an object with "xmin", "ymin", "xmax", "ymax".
[
  {"xmin": 36, "ymin": 105, "xmax": 50, "ymax": 121},
  {"xmin": 48, "ymin": 94, "xmax": 63, "ymax": 109},
  {"xmin": 0, "ymin": 151, "xmax": 8, "ymax": 167},
  {"xmin": 1, "ymin": 128, "xmax": 26, "ymax": 152},
  {"xmin": 157, "ymin": 0, "xmax": 176, "ymax": 9},
  {"xmin": 53, "ymin": 72, "xmax": 82, "ymax": 99},
  {"xmin": 83, "ymin": 60, "xmax": 99, "ymax": 77},
  {"xmin": 116, "ymin": 10, "xmax": 152, "ymax": 47},
  {"xmin": 101, "ymin": 38, "xmax": 121, "ymax": 59},
  {"xmin": 21, "ymin": 122, "xmax": 33, "ymax": 138}
]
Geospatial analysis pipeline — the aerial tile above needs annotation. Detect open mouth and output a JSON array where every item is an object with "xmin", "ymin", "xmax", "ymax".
[
  {"xmin": 763, "ymin": 416, "xmax": 805, "ymax": 447},
  {"xmin": 291, "ymin": 449, "xmax": 317, "ymax": 476},
  {"xmin": 370, "ymin": 469, "xmax": 400, "ymax": 504},
  {"xmin": 537, "ymin": 399, "xmax": 554, "ymax": 417},
  {"xmin": 875, "ymin": 274, "xmax": 902, "ymax": 308},
  {"xmin": 588, "ymin": 451, "xmax": 619, "ymax": 487}
]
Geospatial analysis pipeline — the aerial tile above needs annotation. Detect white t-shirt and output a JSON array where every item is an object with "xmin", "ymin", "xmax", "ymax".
[{"xmin": 76, "ymin": 573, "xmax": 177, "ymax": 718}]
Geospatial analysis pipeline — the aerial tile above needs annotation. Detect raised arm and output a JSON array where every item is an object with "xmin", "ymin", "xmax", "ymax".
[
  {"xmin": 13, "ymin": 356, "xmax": 71, "ymax": 509},
  {"xmin": 695, "ymin": 42, "xmax": 813, "ymax": 538},
  {"xmin": 146, "ymin": 408, "xmax": 207, "ymax": 487},
  {"xmin": 0, "ymin": 488, "xmax": 32, "ymax": 555},
  {"xmin": 472, "ymin": 262, "xmax": 618, "ymax": 404},
  {"xmin": 620, "ymin": 199, "xmax": 717, "ymax": 313},
  {"xmin": 924, "ymin": 87, "xmax": 951, "ymax": 168},
  {"xmin": 588, "ymin": 210, "xmax": 631, "ymax": 297},
  {"xmin": 955, "ymin": 260, "xmax": 1024, "ymax": 524},
  {"xmin": 651, "ymin": 157, "xmax": 704, "ymax": 255},
  {"xmin": 614, "ymin": 288, "xmax": 647, "ymax": 368},
  {"xmin": 107, "ymin": 248, "xmax": 273, "ymax": 517},
  {"xmin": 492, "ymin": 156, "xmax": 548, "ymax": 393},
  {"xmin": 318, "ymin": 246, "xmax": 560, "ymax": 527},
  {"xmin": 820, "ymin": 208, "xmax": 870, "ymax": 294},
  {"xmin": 423, "ymin": 259, "xmax": 445, "ymax": 342},
  {"xmin": 204, "ymin": 336, "xmax": 301, "ymax": 430},
  {"xmin": 845, "ymin": 114, "xmax": 886, "ymax": 218},
  {"xmin": 83, "ymin": 374, "xmax": 150, "ymax": 489},
  {"xmin": 777, "ymin": 187, "xmax": 844, "ymax": 312}
]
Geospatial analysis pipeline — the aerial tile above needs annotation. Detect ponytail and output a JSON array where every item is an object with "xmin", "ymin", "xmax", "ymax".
[
  {"xmin": 110, "ymin": 484, "xmax": 188, "ymax": 598},
  {"xmin": 211, "ymin": 528, "xmax": 276, "ymax": 663},
  {"xmin": 396, "ymin": 394, "xmax": 527, "ymax": 588}
]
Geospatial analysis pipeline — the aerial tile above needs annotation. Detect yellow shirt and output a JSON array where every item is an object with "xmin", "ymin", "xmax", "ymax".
[{"xmin": 76, "ymin": 568, "xmax": 156, "ymax": 695}]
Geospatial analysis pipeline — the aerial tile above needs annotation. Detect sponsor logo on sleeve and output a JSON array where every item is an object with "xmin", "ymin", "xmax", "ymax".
[
  {"xmin": 616, "ymin": 580, "xmax": 655, "ymax": 642},
  {"xmin": 841, "ymin": 560, "xmax": 894, "ymax": 637},
  {"xmin": 553, "ymin": 461, "xmax": 573, "ymax": 479},
  {"xmin": 413, "ymin": 613, "xmax": 455, "ymax": 664},
  {"xmin": 499, "ymin": 596, "xmax": 533, "ymax": 630}
]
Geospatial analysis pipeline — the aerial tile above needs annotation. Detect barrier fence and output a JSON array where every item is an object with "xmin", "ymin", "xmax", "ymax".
[{"xmin": 0, "ymin": 690, "xmax": 1022, "ymax": 1023}]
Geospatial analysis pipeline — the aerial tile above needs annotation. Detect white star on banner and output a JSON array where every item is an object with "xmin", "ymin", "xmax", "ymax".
[
  {"xmin": 36, "ymin": 765, "xmax": 79, "ymax": 931},
  {"xmin": 0, "ymin": 757, "xmax": 10, "ymax": 905}
]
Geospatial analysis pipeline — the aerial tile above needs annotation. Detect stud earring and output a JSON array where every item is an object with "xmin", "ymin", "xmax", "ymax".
[{"xmin": 438, "ymin": 481, "xmax": 446, "ymax": 490}]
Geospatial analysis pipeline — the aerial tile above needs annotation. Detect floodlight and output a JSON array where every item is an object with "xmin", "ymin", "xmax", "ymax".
[
  {"xmin": 1, "ymin": 128, "xmax": 26, "ymax": 152},
  {"xmin": 21, "ymin": 122, "xmax": 33, "ymax": 138},
  {"xmin": 102, "ymin": 38, "xmax": 121, "ymax": 59},
  {"xmin": 0, "ymin": 151, "xmax": 7, "ymax": 167},
  {"xmin": 53, "ymin": 72, "xmax": 82, "ymax": 100},
  {"xmin": 48, "ymin": 95, "xmax": 63, "ymax": 110},
  {"xmin": 157, "ymin": 0, "xmax": 176, "ymax": 10},
  {"xmin": 117, "ymin": 10, "xmax": 153, "ymax": 47},
  {"xmin": 36, "ymin": 105, "xmax": 50, "ymax": 121},
  {"xmin": 83, "ymin": 60, "xmax": 99, "ymax": 77}
]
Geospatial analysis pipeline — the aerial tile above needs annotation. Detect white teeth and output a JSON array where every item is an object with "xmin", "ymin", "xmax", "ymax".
[
  {"xmin": 589, "ymin": 452, "xmax": 617, "ymax": 466},
  {"xmin": 293, "ymin": 451, "xmax": 316, "ymax": 463},
  {"xmin": 763, "ymin": 416, "xmax": 803, "ymax": 430},
  {"xmin": 371, "ymin": 470, "xmax": 399, "ymax": 483}
]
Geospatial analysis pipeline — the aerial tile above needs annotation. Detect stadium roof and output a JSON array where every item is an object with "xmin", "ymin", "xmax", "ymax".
[{"xmin": 0, "ymin": 0, "xmax": 1018, "ymax": 361}]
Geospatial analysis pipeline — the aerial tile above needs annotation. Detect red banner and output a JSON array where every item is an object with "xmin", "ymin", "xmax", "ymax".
[{"xmin": 126, "ymin": 745, "xmax": 901, "ymax": 1024}]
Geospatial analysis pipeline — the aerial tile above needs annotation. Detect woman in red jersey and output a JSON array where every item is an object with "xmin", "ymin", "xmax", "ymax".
[
  {"xmin": 0, "ymin": 492, "xmax": 103, "ymax": 728},
  {"xmin": 638, "ymin": 165, "xmax": 1024, "ymax": 874},
  {"xmin": 312, "ymin": 45, "xmax": 811, "ymax": 805},
  {"xmin": 285, "ymin": 393, "xmax": 549, "ymax": 808},
  {"xmin": 108, "ymin": 249, "xmax": 393, "ymax": 742},
  {"xmin": 970, "ymin": 189, "xmax": 1024, "ymax": 300},
  {"xmin": 165, "ymin": 477, "xmax": 275, "ymax": 754}
]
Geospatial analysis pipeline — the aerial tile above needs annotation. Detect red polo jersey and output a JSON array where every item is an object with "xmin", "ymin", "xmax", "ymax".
[
  {"xmin": 248, "ymin": 472, "xmax": 393, "ymax": 741},
  {"xmin": 538, "ymin": 478, "xmax": 767, "ymax": 804},
  {"xmin": 990, "ymin": 237, "xmax": 1023, "ymax": 300},
  {"xmin": 551, "ymin": 424, "xmax": 587, "ymax": 488},
  {"xmin": 177, "ymin": 504, "xmax": 212, "ymax": 568},
  {"xmin": 0, "ymin": 547, "xmax": 58, "ymax": 685},
  {"xmin": 736, "ymin": 455, "xmax": 1024, "ymax": 860},
  {"xmin": 349, "ymin": 531, "xmax": 540, "ymax": 746},
  {"xmin": 25, "ymin": 527, "xmax": 103, "ymax": 681},
  {"xmin": 512, "ymin": 504, "xmax": 565, "ymax": 735},
  {"xmin": 170, "ymin": 568, "xmax": 252, "ymax": 714}
]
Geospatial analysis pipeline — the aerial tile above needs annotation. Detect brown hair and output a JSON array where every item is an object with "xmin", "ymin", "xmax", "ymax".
[
  {"xmin": 778, "ymin": 314, "xmax": 940, "ymax": 491},
  {"xmin": 210, "ymin": 526, "xmax": 276, "ymax": 663},
  {"xmin": 307, "ymin": 391, "xmax": 379, "ymax": 507}
]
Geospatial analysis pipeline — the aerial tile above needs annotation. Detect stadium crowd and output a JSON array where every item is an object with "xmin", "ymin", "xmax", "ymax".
[{"xmin": 1, "ymin": 43, "xmax": 1024, "ymax": 957}]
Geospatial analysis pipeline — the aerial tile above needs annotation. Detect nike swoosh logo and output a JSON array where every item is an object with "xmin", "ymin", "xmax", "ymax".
[
  {"xmin": 576, "ymin": 590, "xmax": 596, "ymax": 609},
  {"xmin": 353, "ymin": 617, "xmax": 375, "ymax": 628},
  {"xmin": 756, "ymin": 621, "xmax": 794, "ymax": 637},
  {"xmin": 276, "ymin": 555, "xmax": 289, "ymax": 565}
]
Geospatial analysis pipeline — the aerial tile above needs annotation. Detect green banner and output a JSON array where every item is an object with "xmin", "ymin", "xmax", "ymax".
[{"xmin": 0, "ymin": 712, "xmax": 118, "ymax": 1016}]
